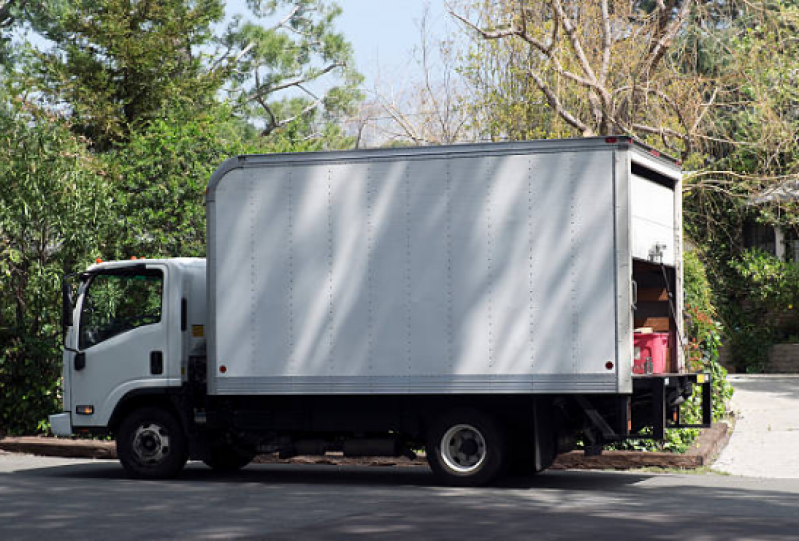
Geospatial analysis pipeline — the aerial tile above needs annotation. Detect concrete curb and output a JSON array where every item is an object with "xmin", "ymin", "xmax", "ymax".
[
  {"xmin": 0, "ymin": 436, "xmax": 117, "ymax": 459},
  {"xmin": 0, "ymin": 423, "xmax": 729, "ymax": 470}
]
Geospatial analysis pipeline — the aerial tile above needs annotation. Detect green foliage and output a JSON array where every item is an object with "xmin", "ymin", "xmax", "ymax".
[
  {"xmin": 19, "ymin": 0, "xmax": 225, "ymax": 150},
  {"xmin": 722, "ymin": 250, "xmax": 799, "ymax": 370},
  {"xmin": 14, "ymin": 1, "xmax": 361, "ymax": 150},
  {"xmin": 681, "ymin": 2, "xmax": 799, "ymax": 372},
  {"xmin": 222, "ymin": 0, "xmax": 363, "ymax": 138},
  {"xmin": 0, "ymin": 99, "xmax": 109, "ymax": 435},
  {"xmin": 683, "ymin": 251, "xmax": 734, "ymax": 422},
  {"xmin": 102, "ymin": 104, "xmax": 263, "ymax": 260},
  {"xmin": 730, "ymin": 250, "xmax": 799, "ymax": 309}
]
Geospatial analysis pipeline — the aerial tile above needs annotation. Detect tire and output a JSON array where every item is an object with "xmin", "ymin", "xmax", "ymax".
[
  {"xmin": 203, "ymin": 446, "xmax": 256, "ymax": 472},
  {"xmin": 116, "ymin": 407, "xmax": 188, "ymax": 479},
  {"xmin": 426, "ymin": 409, "xmax": 507, "ymax": 486}
]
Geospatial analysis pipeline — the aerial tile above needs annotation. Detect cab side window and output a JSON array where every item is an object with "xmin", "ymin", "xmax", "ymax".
[{"xmin": 79, "ymin": 270, "xmax": 163, "ymax": 350}]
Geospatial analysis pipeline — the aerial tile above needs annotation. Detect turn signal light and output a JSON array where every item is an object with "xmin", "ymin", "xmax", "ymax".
[{"xmin": 76, "ymin": 405, "xmax": 94, "ymax": 415}]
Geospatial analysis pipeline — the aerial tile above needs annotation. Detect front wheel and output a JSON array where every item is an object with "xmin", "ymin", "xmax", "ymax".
[
  {"xmin": 117, "ymin": 407, "xmax": 188, "ymax": 479},
  {"xmin": 426, "ymin": 409, "xmax": 507, "ymax": 486}
]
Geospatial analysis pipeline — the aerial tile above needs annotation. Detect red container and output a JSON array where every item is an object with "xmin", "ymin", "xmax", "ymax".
[{"xmin": 633, "ymin": 332, "xmax": 670, "ymax": 374}]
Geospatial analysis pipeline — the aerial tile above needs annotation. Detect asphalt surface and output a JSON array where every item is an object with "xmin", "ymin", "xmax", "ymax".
[
  {"xmin": 2, "ymin": 453, "xmax": 799, "ymax": 540},
  {"xmin": 714, "ymin": 375, "xmax": 799, "ymax": 478}
]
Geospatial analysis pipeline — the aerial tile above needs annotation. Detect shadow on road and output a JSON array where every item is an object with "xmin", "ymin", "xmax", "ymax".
[
  {"xmin": 10, "ymin": 459, "xmax": 659, "ymax": 491},
  {"xmin": 3, "ymin": 460, "xmax": 799, "ymax": 540}
]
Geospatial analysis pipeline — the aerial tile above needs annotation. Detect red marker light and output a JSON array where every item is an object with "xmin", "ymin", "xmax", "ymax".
[
  {"xmin": 219, "ymin": 365, "xmax": 227, "ymax": 374},
  {"xmin": 605, "ymin": 137, "xmax": 617, "ymax": 144},
  {"xmin": 650, "ymin": 149, "xmax": 661, "ymax": 158},
  {"xmin": 605, "ymin": 361, "xmax": 614, "ymax": 370}
]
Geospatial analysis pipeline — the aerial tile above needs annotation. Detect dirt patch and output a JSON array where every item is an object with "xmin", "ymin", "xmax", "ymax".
[{"xmin": 552, "ymin": 422, "xmax": 730, "ymax": 470}]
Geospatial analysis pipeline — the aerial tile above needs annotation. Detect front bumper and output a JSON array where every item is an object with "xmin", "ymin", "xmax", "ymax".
[{"xmin": 48, "ymin": 412, "xmax": 73, "ymax": 437}]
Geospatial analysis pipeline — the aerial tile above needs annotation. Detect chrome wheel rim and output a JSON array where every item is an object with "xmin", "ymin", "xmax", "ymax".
[
  {"xmin": 440, "ymin": 424, "xmax": 487, "ymax": 474},
  {"xmin": 132, "ymin": 422, "xmax": 171, "ymax": 465}
]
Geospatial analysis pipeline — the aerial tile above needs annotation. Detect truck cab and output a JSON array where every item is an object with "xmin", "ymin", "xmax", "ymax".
[{"xmin": 50, "ymin": 258, "xmax": 206, "ymax": 436}]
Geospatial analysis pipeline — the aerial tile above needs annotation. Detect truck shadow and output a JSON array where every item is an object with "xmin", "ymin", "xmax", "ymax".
[{"xmin": 14, "ymin": 460, "xmax": 652, "ymax": 490}]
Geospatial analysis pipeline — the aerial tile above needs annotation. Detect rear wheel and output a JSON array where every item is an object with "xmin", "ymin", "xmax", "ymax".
[
  {"xmin": 117, "ymin": 407, "xmax": 188, "ymax": 479},
  {"xmin": 426, "ymin": 409, "xmax": 507, "ymax": 486}
]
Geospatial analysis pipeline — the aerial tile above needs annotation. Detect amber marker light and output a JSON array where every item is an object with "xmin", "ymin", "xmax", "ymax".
[{"xmin": 76, "ymin": 405, "xmax": 94, "ymax": 415}]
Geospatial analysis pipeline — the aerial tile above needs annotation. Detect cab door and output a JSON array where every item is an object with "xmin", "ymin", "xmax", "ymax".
[{"xmin": 70, "ymin": 265, "xmax": 170, "ymax": 428}]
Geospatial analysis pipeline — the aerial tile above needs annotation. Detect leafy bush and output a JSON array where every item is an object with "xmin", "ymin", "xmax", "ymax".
[
  {"xmin": 683, "ymin": 251, "xmax": 734, "ymax": 423},
  {"xmin": 723, "ymin": 250, "xmax": 799, "ymax": 371},
  {"xmin": 0, "ymin": 102, "xmax": 108, "ymax": 435}
]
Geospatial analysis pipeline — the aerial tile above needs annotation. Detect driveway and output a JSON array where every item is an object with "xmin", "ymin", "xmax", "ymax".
[{"xmin": 713, "ymin": 375, "xmax": 799, "ymax": 478}]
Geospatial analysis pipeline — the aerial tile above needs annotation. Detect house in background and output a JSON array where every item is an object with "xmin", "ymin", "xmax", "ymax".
[
  {"xmin": 747, "ymin": 180, "xmax": 799, "ymax": 262},
  {"xmin": 735, "ymin": 182, "xmax": 799, "ymax": 372}
]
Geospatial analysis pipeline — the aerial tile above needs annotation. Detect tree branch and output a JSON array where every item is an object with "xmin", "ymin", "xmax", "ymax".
[
  {"xmin": 528, "ymin": 68, "xmax": 594, "ymax": 136},
  {"xmin": 645, "ymin": 0, "xmax": 694, "ymax": 75},
  {"xmin": 250, "ymin": 62, "xmax": 344, "ymax": 101}
]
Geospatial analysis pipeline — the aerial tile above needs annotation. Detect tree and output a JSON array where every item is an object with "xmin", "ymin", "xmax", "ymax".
[
  {"xmin": 681, "ymin": 2, "xmax": 799, "ymax": 371},
  {"xmin": 16, "ymin": 0, "xmax": 360, "ymax": 149},
  {"xmin": 17, "ymin": 0, "xmax": 225, "ymax": 151},
  {"xmin": 1, "ymin": 0, "xmax": 21, "ymax": 59},
  {"xmin": 102, "ymin": 104, "xmax": 275, "ymax": 260},
  {"xmin": 451, "ymin": 0, "xmax": 713, "ymax": 157},
  {"xmin": 217, "ymin": 0, "xmax": 362, "ymax": 141},
  {"xmin": 0, "ymin": 98, "xmax": 109, "ymax": 433}
]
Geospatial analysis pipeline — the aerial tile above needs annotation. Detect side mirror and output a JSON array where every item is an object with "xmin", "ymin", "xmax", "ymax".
[{"xmin": 61, "ymin": 274, "xmax": 76, "ymax": 330}]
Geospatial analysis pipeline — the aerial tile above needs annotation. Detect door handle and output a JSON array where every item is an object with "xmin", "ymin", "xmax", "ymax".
[
  {"xmin": 74, "ymin": 352, "xmax": 86, "ymax": 371},
  {"xmin": 150, "ymin": 351, "xmax": 163, "ymax": 375}
]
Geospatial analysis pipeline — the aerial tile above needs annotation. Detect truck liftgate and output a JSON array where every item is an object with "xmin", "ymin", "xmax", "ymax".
[{"xmin": 578, "ymin": 373, "xmax": 713, "ymax": 456}]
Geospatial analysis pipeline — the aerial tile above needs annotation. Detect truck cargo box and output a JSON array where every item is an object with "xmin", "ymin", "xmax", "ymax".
[{"xmin": 205, "ymin": 137, "xmax": 683, "ymax": 397}]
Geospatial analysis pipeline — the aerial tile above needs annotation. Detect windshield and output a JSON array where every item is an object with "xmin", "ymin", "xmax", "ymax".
[{"xmin": 79, "ymin": 269, "xmax": 163, "ymax": 350}]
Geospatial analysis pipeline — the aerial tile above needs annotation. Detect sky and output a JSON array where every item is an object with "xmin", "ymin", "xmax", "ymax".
[{"xmin": 334, "ymin": 0, "xmax": 448, "ymax": 85}]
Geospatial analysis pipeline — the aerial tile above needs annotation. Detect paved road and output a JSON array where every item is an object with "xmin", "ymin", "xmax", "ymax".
[
  {"xmin": 714, "ymin": 375, "xmax": 799, "ymax": 478},
  {"xmin": 2, "ymin": 453, "xmax": 799, "ymax": 540}
]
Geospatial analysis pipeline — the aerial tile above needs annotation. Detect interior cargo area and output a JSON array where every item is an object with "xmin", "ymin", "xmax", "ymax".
[{"xmin": 632, "ymin": 259, "xmax": 678, "ymax": 374}]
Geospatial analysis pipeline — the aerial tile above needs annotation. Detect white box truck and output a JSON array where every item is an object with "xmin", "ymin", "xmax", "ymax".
[{"xmin": 50, "ymin": 137, "xmax": 711, "ymax": 485}]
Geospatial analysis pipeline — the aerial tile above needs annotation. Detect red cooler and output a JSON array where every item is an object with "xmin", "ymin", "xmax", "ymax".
[{"xmin": 633, "ymin": 332, "xmax": 670, "ymax": 374}]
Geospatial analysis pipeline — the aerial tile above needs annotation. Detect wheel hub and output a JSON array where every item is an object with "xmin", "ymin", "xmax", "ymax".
[
  {"xmin": 440, "ymin": 424, "xmax": 487, "ymax": 474},
  {"xmin": 132, "ymin": 423, "xmax": 171, "ymax": 465}
]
